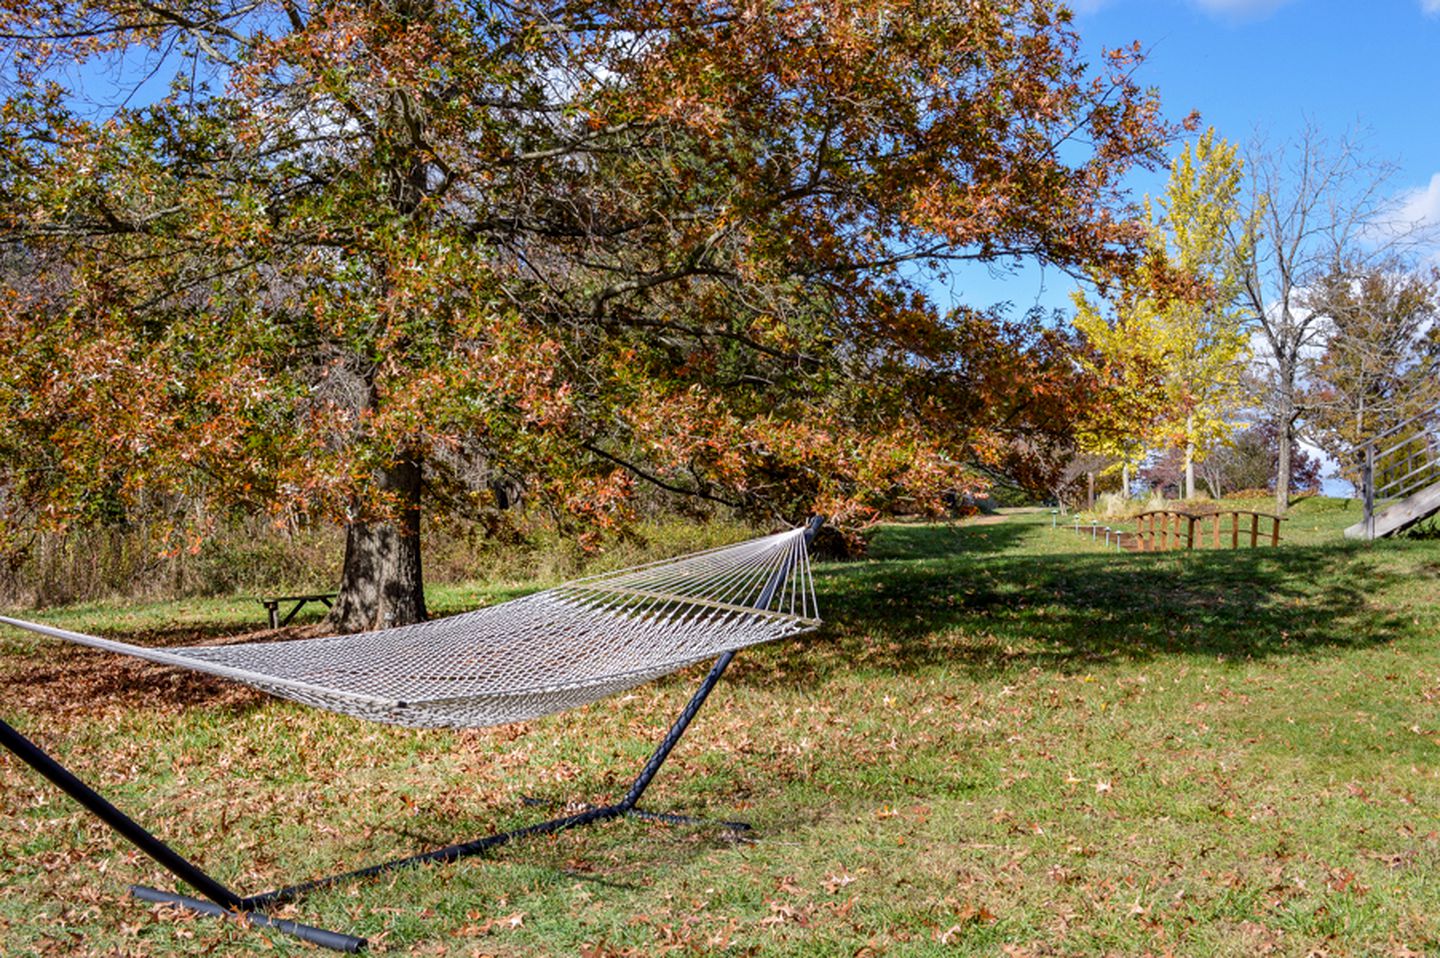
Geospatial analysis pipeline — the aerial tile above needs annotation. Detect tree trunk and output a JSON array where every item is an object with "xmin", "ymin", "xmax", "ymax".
[
  {"xmin": 1184, "ymin": 414, "xmax": 1196, "ymax": 500},
  {"xmin": 1274, "ymin": 409, "xmax": 1293, "ymax": 516},
  {"xmin": 1267, "ymin": 348, "xmax": 1300, "ymax": 516},
  {"xmin": 1087, "ymin": 471, "xmax": 1095, "ymax": 510},
  {"xmin": 1121, "ymin": 463, "xmax": 1130, "ymax": 499},
  {"xmin": 326, "ymin": 0, "xmax": 436, "ymax": 636},
  {"xmin": 329, "ymin": 456, "xmax": 428, "ymax": 633}
]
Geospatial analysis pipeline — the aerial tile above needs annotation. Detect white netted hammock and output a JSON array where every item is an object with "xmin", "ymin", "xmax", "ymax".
[{"xmin": 0, "ymin": 526, "xmax": 820, "ymax": 729}]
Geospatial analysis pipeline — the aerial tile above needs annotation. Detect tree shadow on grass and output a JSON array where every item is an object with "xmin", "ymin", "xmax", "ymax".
[{"xmin": 730, "ymin": 520, "xmax": 1407, "ymax": 690}]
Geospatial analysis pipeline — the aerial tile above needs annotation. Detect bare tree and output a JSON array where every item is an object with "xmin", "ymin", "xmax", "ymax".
[{"xmin": 1236, "ymin": 125, "xmax": 1434, "ymax": 514}]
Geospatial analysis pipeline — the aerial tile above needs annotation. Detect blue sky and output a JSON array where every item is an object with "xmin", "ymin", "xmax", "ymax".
[
  {"xmin": 938, "ymin": 0, "xmax": 1440, "ymax": 495},
  {"xmin": 948, "ymin": 0, "xmax": 1440, "ymax": 316}
]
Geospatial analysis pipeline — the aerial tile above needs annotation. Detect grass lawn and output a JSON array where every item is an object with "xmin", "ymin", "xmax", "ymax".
[{"xmin": 2, "ymin": 497, "xmax": 1438, "ymax": 956}]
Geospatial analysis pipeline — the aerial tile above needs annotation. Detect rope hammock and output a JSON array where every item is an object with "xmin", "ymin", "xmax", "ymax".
[
  {"xmin": 0, "ymin": 519, "xmax": 825, "ymax": 952},
  {"xmin": 0, "ymin": 525, "xmax": 820, "ymax": 729}
]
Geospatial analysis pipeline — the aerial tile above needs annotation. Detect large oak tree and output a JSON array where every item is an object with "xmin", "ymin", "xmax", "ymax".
[{"xmin": 0, "ymin": 0, "xmax": 1172, "ymax": 629}]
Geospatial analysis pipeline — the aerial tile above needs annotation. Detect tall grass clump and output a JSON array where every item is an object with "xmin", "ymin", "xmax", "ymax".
[{"xmin": 0, "ymin": 510, "xmax": 763, "ymax": 611}]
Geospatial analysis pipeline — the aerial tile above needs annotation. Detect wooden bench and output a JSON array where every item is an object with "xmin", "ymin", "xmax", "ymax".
[{"xmin": 260, "ymin": 593, "xmax": 337, "ymax": 629}]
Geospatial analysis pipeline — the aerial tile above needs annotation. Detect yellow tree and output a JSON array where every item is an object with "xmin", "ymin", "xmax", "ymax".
[
  {"xmin": 1072, "ymin": 288, "xmax": 1167, "ymax": 496},
  {"xmin": 1075, "ymin": 129, "xmax": 1255, "ymax": 498}
]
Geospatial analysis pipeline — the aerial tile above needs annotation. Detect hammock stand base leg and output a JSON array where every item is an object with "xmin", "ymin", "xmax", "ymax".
[
  {"xmin": 236, "ymin": 647, "xmax": 745, "ymax": 913},
  {"xmin": 521, "ymin": 796, "xmax": 752, "ymax": 833},
  {"xmin": 0, "ymin": 717, "xmax": 367, "ymax": 953},
  {"xmin": 0, "ymin": 648, "xmax": 744, "ymax": 954}
]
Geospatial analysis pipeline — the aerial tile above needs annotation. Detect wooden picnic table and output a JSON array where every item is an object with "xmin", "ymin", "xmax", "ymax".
[{"xmin": 260, "ymin": 593, "xmax": 337, "ymax": 629}]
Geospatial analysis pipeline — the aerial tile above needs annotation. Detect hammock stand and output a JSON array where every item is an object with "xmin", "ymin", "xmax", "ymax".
[{"xmin": 0, "ymin": 517, "xmax": 824, "ymax": 953}]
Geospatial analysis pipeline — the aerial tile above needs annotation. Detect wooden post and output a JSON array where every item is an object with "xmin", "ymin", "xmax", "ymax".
[
  {"xmin": 1249, "ymin": 512, "xmax": 1259, "ymax": 548},
  {"xmin": 1185, "ymin": 514, "xmax": 1195, "ymax": 551},
  {"xmin": 1212, "ymin": 514, "xmax": 1220, "ymax": 548},
  {"xmin": 1231, "ymin": 512, "xmax": 1239, "ymax": 549},
  {"xmin": 1270, "ymin": 516, "xmax": 1281, "ymax": 546}
]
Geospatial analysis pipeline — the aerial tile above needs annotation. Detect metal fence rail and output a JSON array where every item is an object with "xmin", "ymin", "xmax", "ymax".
[{"xmin": 1359, "ymin": 405, "xmax": 1440, "ymax": 539}]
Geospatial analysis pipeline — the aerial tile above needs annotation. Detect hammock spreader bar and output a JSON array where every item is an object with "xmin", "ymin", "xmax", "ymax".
[{"xmin": 0, "ymin": 517, "xmax": 824, "ymax": 953}]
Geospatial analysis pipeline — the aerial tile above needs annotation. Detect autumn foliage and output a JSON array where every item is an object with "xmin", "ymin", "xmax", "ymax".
[
  {"xmin": 1072, "ymin": 129, "xmax": 1253, "ymax": 495},
  {"xmin": 0, "ymin": 0, "xmax": 1173, "ymax": 623}
]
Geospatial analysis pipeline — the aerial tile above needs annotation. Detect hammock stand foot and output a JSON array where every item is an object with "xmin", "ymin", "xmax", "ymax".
[
  {"xmin": 129, "ymin": 886, "xmax": 367, "ymax": 953},
  {"xmin": 626, "ymin": 806, "xmax": 752, "ymax": 833}
]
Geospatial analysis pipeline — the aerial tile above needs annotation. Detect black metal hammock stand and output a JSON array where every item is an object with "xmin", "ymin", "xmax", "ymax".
[{"xmin": 0, "ymin": 517, "xmax": 825, "ymax": 952}]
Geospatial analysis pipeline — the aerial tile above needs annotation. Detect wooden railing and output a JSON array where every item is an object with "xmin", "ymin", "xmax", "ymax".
[{"xmin": 1130, "ymin": 509, "xmax": 1284, "ymax": 552}]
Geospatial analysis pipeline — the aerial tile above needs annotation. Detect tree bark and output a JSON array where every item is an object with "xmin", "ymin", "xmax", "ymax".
[
  {"xmin": 1274, "ymin": 396, "xmax": 1294, "ymax": 516},
  {"xmin": 1184, "ymin": 414, "xmax": 1196, "ymax": 499},
  {"xmin": 329, "ymin": 455, "xmax": 428, "ymax": 633},
  {"xmin": 324, "ymin": 0, "xmax": 437, "ymax": 636}
]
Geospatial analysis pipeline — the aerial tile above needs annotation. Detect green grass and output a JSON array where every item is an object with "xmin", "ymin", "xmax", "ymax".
[{"xmin": 2, "ymin": 499, "xmax": 1438, "ymax": 956}]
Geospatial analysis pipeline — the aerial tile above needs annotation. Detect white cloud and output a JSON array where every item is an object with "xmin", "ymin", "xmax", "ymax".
[
  {"xmin": 1394, "ymin": 173, "xmax": 1440, "ymax": 266},
  {"xmin": 1363, "ymin": 173, "xmax": 1440, "ymax": 261},
  {"xmin": 1396, "ymin": 173, "xmax": 1440, "ymax": 229},
  {"xmin": 1424, "ymin": 0, "xmax": 1440, "ymax": 17},
  {"xmin": 1188, "ymin": 0, "xmax": 1296, "ymax": 19}
]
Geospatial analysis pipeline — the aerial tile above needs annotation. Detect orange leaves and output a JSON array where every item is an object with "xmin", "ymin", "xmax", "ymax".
[
  {"xmin": 560, "ymin": 470, "xmax": 638, "ymax": 549},
  {"xmin": 0, "ymin": 0, "xmax": 1173, "ymax": 561}
]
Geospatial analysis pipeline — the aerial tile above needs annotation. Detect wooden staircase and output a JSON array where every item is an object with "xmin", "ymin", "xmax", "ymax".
[{"xmin": 1344, "ymin": 408, "xmax": 1440, "ymax": 540}]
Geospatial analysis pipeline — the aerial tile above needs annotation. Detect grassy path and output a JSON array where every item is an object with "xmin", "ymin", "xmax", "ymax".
[{"xmin": 2, "ymin": 501, "xmax": 1438, "ymax": 955}]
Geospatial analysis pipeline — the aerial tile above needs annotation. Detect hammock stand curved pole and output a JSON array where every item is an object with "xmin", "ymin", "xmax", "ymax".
[{"xmin": 0, "ymin": 516, "xmax": 824, "ymax": 953}]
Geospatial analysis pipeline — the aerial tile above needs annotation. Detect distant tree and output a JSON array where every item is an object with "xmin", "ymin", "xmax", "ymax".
[
  {"xmin": 1050, "ymin": 450, "xmax": 1118, "ymax": 511},
  {"xmin": 1073, "ymin": 128, "xmax": 1253, "ymax": 498},
  {"xmin": 0, "ymin": 0, "xmax": 1174, "ymax": 628},
  {"xmin": 1139, "ymin": 446, "xmax": 1185, "ymax": 498},
  {"xmin": 1067, "ymin": 313, "xmax": 1166, "ymax": 496},
  {"xmin": 1236, "ymin": 125, "xmax": 1435, "ymax": 515},
  {"xmin": 1196, "ymin": 420, "xmax": 1321, "ymax": 499},
  {"xmin": 1151, "ymin": 131, "xmax": 1255, "ymax": 498},
  {"xmin": 1304, "ymin": 261, "xmax": 1440, "ymax": 491}
]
